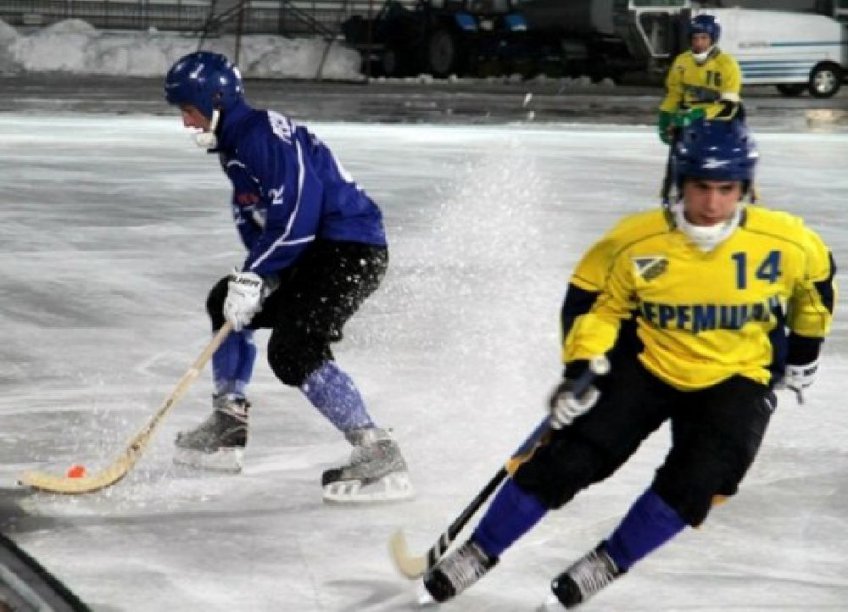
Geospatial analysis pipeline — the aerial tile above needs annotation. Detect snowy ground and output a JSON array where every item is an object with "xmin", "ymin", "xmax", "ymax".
[{"xmin": 0, "ymin": 109, "xmax": 847, "ymax": 611}]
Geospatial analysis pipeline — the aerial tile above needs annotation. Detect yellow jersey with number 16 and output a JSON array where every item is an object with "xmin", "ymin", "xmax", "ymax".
[{"xmin": 659, "ymin": 49, "xmax": 743, "ymax": 118}]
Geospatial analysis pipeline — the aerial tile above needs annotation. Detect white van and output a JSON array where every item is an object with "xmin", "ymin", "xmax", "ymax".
[{"xmin": 695, "ymin": 7, "xmax": 847, "ymax": 97}]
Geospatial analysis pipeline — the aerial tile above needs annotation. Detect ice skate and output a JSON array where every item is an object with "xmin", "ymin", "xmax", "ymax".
[
  {"xmin": 321, "ymin": 427, "xmax": 414, "ymax": 503},
  {"xmin": 549, "ymin": 543, "xmax": 622, "ymax": 608},
  {"xmin": 173, "ymin": 394, "xmax": 249, "ymax": 473},
  {"xmin": 422, "ymin": 539, "xmax": 498, "ymax": 603}
]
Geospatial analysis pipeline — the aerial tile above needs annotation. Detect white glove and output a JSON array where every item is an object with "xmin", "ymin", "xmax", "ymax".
[
  {"xmin": 223, "ymin": 271, "xmax": 264, "ymax": 331},
  {"xmin": 781, "ymin": 360, "xmax": 818, "ymax": 404},
  {"xmin": 548, "ymin": 379, "xmax": 600, "ymax": 430}
]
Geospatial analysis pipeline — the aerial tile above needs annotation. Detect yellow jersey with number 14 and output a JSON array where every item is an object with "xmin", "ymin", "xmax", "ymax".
[{"xmin": 565, "ymin": 206, "xmax": 835, "ymax": 391}]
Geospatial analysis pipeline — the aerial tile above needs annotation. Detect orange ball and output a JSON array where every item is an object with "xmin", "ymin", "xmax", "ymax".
[{"xmin": 66, "ymin": 464, "xmax": 87, "ymax": 479}]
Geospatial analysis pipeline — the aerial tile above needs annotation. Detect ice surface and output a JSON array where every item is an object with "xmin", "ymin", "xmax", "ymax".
[{"xmin": 0, "ymin": 113, "xmax": 846, "ymax": 611}]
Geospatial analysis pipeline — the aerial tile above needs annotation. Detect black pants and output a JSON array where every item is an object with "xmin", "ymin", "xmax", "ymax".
[
  {"xmin": 514, "ymin": 359, "xmax": 775, "ymax": 526},
  {"xmin": 207, "ymin": 240, "xmax": 388, "ymax": 387}
]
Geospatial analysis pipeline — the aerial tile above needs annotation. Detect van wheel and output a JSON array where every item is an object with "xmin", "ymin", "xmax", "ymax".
[
  {"xmin": 776, "ymin": 83, "xmax": 806, "ymax": 97},
  {"xmin": 808, "ymin": 63, "xmax": 842, "ymax": 98}
]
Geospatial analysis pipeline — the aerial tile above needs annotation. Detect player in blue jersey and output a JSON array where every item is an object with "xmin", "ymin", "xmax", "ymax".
[
  {"xmin": 163, "ymin": 51, "xmax": 412, "ymax": 503},
  {"xmin": 420, "ymin": 118, "xmax": 835, "ymax": 607}
]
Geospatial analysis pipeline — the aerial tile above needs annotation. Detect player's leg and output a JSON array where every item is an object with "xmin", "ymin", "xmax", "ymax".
[
  {"xmin": 174, "ymin": 276, "xmax": 259, "ymax": 472},
  {"xmin": 652, "ymin": 376, "xmax": 774, "ymax": 528},
  {"xmin": 265, "ymin": 240, "xmax": 412, "ymax": 501},
  {"xmin": 550, "ymin": 377, "xmax": 774, "ymax": 608},
  {"xmin": 424, "ymin": 360, "xmax": 670, "ymax": 602}
]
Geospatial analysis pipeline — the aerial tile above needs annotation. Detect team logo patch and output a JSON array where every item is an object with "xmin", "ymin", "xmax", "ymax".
[{"xmin": 633, "ymin": 256, "xmax": 668, "ymax": 281}]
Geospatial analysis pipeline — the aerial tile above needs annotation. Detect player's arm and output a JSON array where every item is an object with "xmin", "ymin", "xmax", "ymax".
[
  {"xmin": 222, "ymin": 158, "xmax": 263, "ymax": 249},
  {"xmin": 560, "ymin": 236, "xmax": 618, "ymax": 342},
  {"xmin": 552, "ymin": 261, "xmax": 630, "ymax": 427},
  {"xmin": 787, "ymin": 228, "xmax": 836, "ymax": 354},
  {"xmin": 232, "ymin": 201, "xmax": 262, "ymax": 249},
  {"xmin": 564, "ymin": 248, "xmax": 636, "ymax": 364},
  {"xmin": 659, "ymin": 56, "xmax": 684, "ymax": 113},
  {"xmin": 548, "ymin": 237, "xmax": 621, "ymax": 429},
  {"xmin": 658, "ymin": 56, "xmax": 685, "ymax": 143},
  {"xmin": 239, "ymin": 118, "xmax": 319, "ymax": 277},
  {"xmin": 783, "ymin": 227, "xmax": 837, "ymax": 394},
  {"xmin": 549, "ymin": 213, "xmax": 664, "ymax": 425},
  {"xmin": 560, "ymin": 283, "xmax": 600, "ymax": 347},
  {"xmin": 713, "ymin": 54, "xmax": 743, "ymax": 120}
]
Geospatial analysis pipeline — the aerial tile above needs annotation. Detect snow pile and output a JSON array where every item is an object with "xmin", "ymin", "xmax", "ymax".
[
  {"xmin": 0, "ymin": 18, "xmax": 17, "ymax": 43},
  {"xmin": 0, "ymin": 18, "xmax": 362, "ymax": 80}
]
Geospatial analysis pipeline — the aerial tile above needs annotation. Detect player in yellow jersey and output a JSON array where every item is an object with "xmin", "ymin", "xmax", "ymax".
[
  {"xmin": 420, "ymin": 118, "xmax": 836, "ymax": 609},
  {"xmin": 659, "ymin": 14, "xmax": 743, "ymax": 141},
  {"xmin": 658, "ymin": 14, "xmax": 744, "ymax": 204}
]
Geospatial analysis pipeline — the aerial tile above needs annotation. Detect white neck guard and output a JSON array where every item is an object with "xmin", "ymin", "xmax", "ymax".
[
  {"xmin": 194, "ymin": 109, "xmax": 220, "ymax": 149},
  {"xmin": 673, "ymin": 202, "xmax": 742, "ymax": 252},
  {"xmin": 692, "ymin": 46, "xmax": 716, "ymax": 64}
]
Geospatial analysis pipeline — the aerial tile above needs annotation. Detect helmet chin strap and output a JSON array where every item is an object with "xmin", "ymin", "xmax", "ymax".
[
  {"xmin": 672, "ymin": 202, "xmax": 743, "ymax": 252},
  {"xmin": 194, "ymin": 108, "xmax": 221, "ymax": 149}
]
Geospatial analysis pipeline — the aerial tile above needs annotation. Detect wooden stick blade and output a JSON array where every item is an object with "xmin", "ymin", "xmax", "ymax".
[
  {"xmin": 18, "ymin": 419, "xmax": 151, "ymax": 494},
  {"xmin": 388, "ymin": 529, "xmax": 429, "ymax": 579},
  {"xmin": 17, "ymin": 323, "xmax": 232, "ymax": 496},
  {"xmin": 18, "ymin": 459, "xmax": 132, "ymax": 495}
]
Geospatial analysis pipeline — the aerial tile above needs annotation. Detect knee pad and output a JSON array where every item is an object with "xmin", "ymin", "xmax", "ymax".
[
  {"xmin": 653, "ymin": 472, "xmax": 723, "ymax": 527},
  {"xmin": 513, "ymin": 434, "xmax": 612, "ymax": 510},
  {"xmin": 267, "ymin": 328, "xmax": 331, "ymax": 387},
  {"xmin": 652, "ymin": 486, "xmax": 713, "ymax": 528},
  {"xmin": 653, "ymin": 447, "xmax": 753, "ymax": 527}
]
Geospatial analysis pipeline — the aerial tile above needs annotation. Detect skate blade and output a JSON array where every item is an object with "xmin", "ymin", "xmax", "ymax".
[
  {"xmin": 322, "ymin": 471, "xmax": 414, "ymax": 504},
  {"xmin": 172, "ymin": 447, "xmax": 244, "ymax": 473},
  {"xmin": 415, "ymin": 580, "xmax": 437, "ymax": 606},
  {"xmin": 537, "ymin": 594, "xmax": 563, "ymax": 611}
]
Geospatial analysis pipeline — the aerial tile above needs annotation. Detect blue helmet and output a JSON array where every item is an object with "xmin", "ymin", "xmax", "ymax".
[
  {"xmin": 164, "ymin": 51, "xmax": 244, "ymax": 119},
  {"xmin": 689, "ymin": 14, "xmax": 721, "ymax": 44},
  {"xmin": 673, "ymin": 118, "xmax": 758, "ymax": 187}
]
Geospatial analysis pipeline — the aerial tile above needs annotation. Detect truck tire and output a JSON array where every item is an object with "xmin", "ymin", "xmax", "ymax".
[
  {"xmin": 427, "ymin": 28, "xmax": 458, "ymax": 77},
  {"xmin": 776, "ymin": 83, "xmax": 806, "ymax": 97},
  {"xmin": 807, "ymin": 63, "xmax": 842, "ymax": 98}
]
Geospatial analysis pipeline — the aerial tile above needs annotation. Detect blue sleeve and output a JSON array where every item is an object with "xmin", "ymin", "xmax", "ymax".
[
  {"xmin": 232, "ymin": 200, "xmax": 262, "ymax": 250},
  {"xmin": 223, "ymin": 158, "xmax": 263, "ymax": 250},
  {"xmin": 237, "ymin": 116, "xmax": 321, "ymax": 276}
]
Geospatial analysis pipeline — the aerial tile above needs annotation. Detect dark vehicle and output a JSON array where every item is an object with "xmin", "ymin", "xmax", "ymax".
[
  {"xmin": 342, "ymin": 0, "xmax": 530, "ymax": 77},
  {"xmin": 520, "ymin": 0, "xmax": 692, "ymax": 82},
  {"xmin": 343, "ymin": 1, "xmax": 694, "ymax": 81}
]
